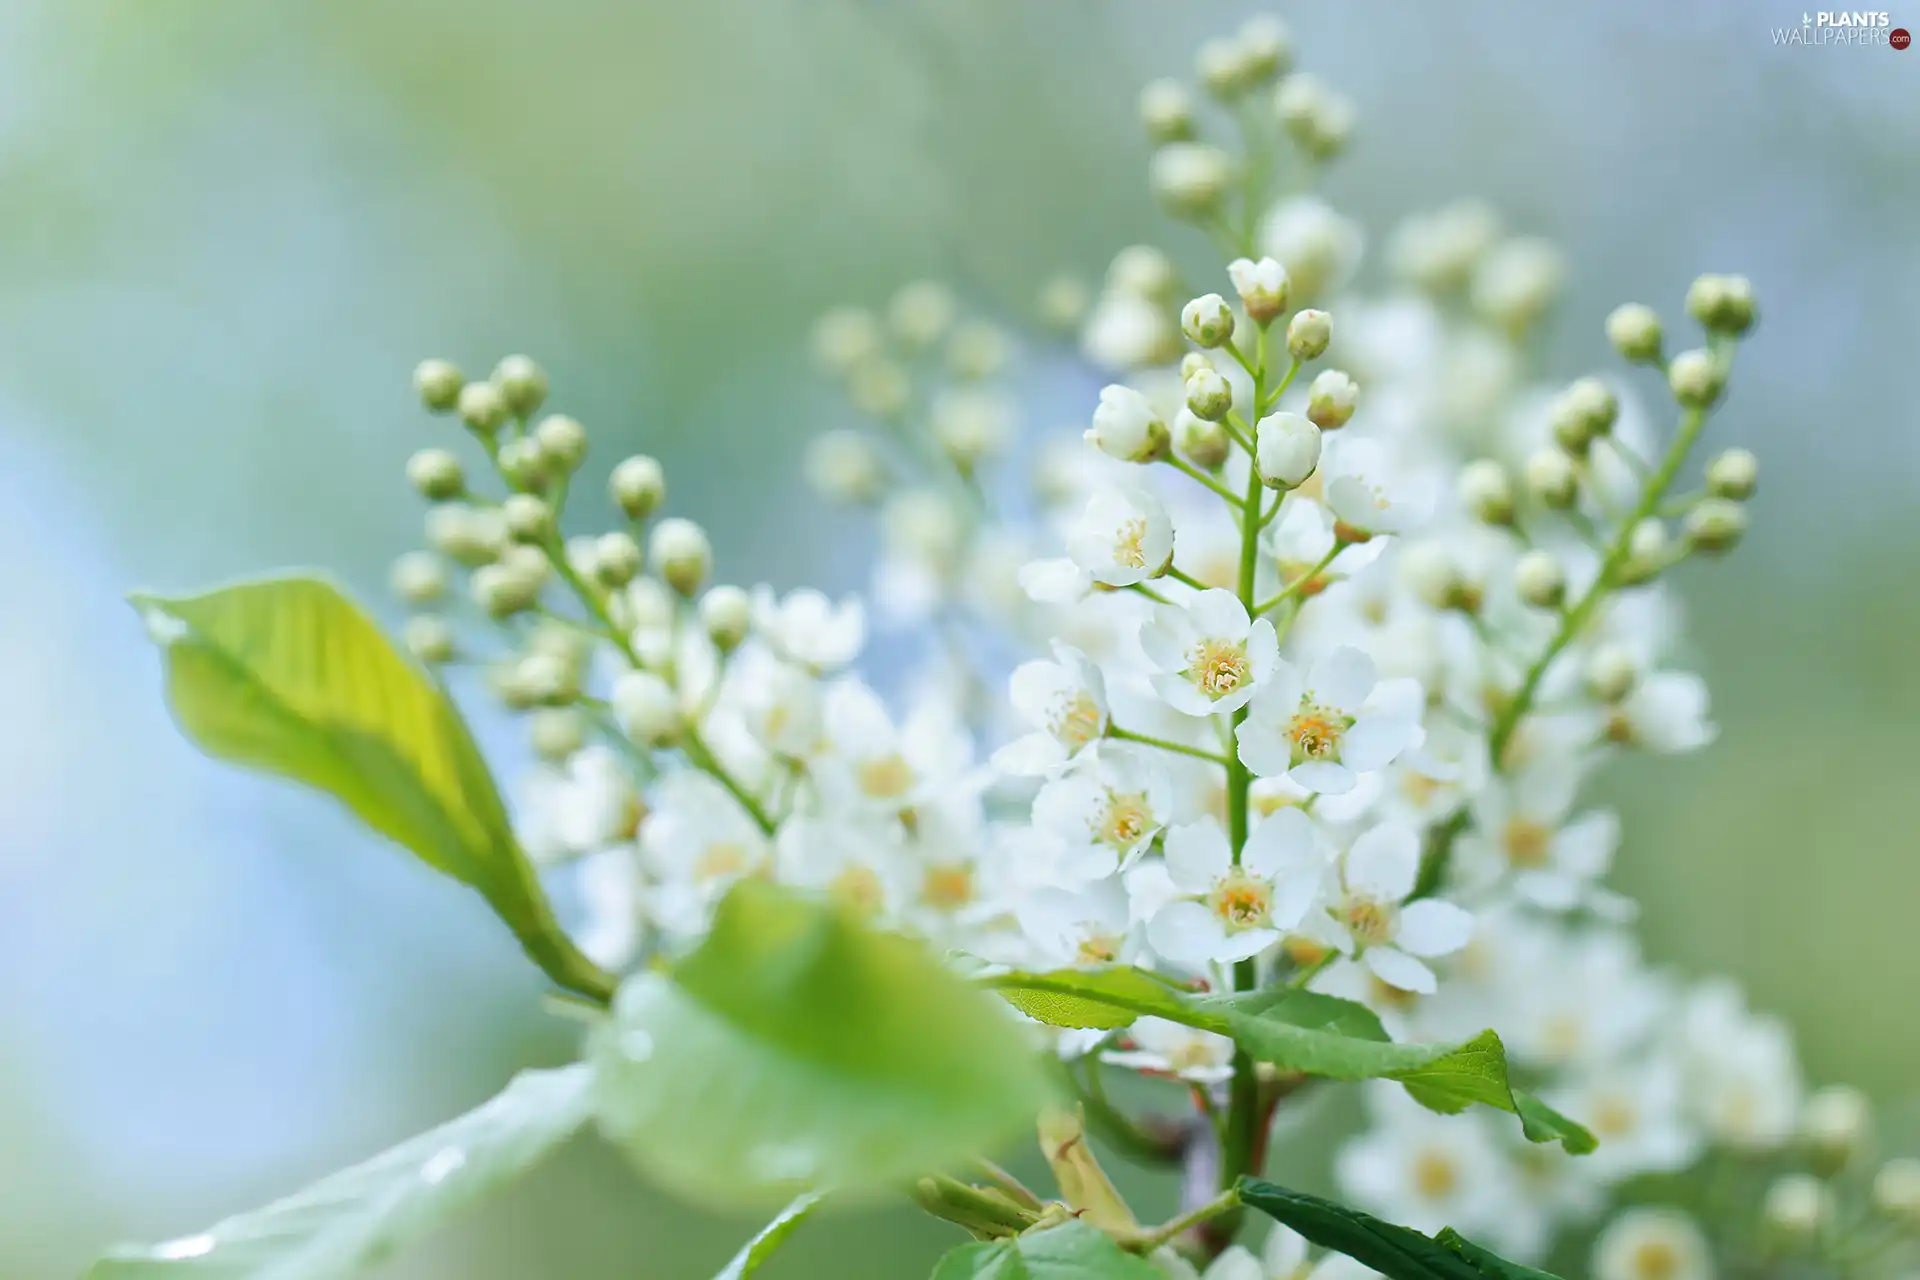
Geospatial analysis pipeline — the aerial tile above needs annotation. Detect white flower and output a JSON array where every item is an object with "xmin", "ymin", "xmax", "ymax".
[
  {"xmin": 1545, "ymin": 1056, "xmax": 1702, "ymax": 1186},
  {"xmin": 641, "ymin": 771, "xmax": 774, "ymax": 940},
  {"xmin": 994, "ymin": 643, "xmax": 1111, "ymax": 776},
  {"xmin": 1103, "ymin": 1015, "xmax": 1236, "ymax": 1084},
  {"xmin": 1458, "ymin": 764, "xmax": 1627, "ymax": 916},
  {"xmin": 775, "ymin": 813, "xmax": 908, "ymax": 922},
  {"xmin": 1147, "ymin": 811, "xmax": 1328, "ymax": 969},
  {"xmin": 1031, "ymin": 745, "xmax": 1176, "ymax": 880},
  {"xmin": 1082, "ymin": 290, "xmax": 1179, "ymax": 373},
  {"xmin": 1336, "ymin": 1087, "xmax": 1529, "ymax": 1254},
  {"xmin": 1150, "ymin": 142, "xmax": 1233, "ymax": 215},
  {"xmin": 1672, "ymin": 978, "xmax": 1801, "ymax": 1150},
  {"xmin": 815, "ymin": 676, "xmax": 975, "ymax": 812},
  {"xmin": 1255, "ymin": 411, "xmax": 1322, "ymax": 489},
  {"xmin": 1311, "ymin": 822, "xmax": 1472, "ymax": 994},
  {"xmin": 1598, "ymin": 670, "xmax": 1716, "ymax": 753},
  {"xmin": 1258, "ymin": 196, "xmax": 1363, "ymax": 301},
  {"xmin": 1064, "ymin": 487, "xmax": 1175, "ymax": 588},
  {"xmin": 1139, "ymin": 589, "xmax": 1280, "ymax": 716},
  {"xmin": 749, "ymin": 586, "xmax": 865, "ymax": 671},
  {"xmin": 524, "ymin": 746, "xmax": 641, "ymax": 860},
  {"xmin": 1322, "ymin": 438, "xmax": 1432, "ymax": 537},
  {"xmin": 1590, "ymin": 1209, "xmax": 1713, "ymax": 1280},
  {"xmin": 726, "ymin": 651, "xmax": 825, "ymax": 759},
  {"xmin": 1015, "ymin": 876, "xmax": 1138, "ymax": 969},
  {"xmin": 1236, "ymin": 646, "xmax": 1424, "ymax": 794},
  {"xmin": 1086, "ymin": 384, "xmax": 1170, "ymax": 462}
]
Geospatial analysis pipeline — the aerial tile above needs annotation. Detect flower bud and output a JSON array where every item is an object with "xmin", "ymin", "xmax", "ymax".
[
  {"xmin": 1525, "ymin": 448, "xmax": 1578, "ymax": 509},
  {"xmin": 650, "ymin": 517, "xmax": 711, "ymax": 597},
  {"xmin": 611, "ymin": 455, "xmax": 667, "ymax": 520},
  {"xmin": 1196, "ymin": 36, "xmax": 1255, "ymax": 98},
  {"xmin": 1038, "ymin": 275, "xmax": 1090, "ymax": 330},
  {"xmin": 1472, "ymin": 238, "xmax": 1564, "ymax": 337},
  {"xmin": 1238, "ymin": 15, "xmax": 1294, "ymax": 80},
  {"xmin": 699, "ymin": 584, "xmax": 752, "ymax": 651},
  {"xmin": 948, "ymin": 321, "xmax": 1010, "ymax": 381},
  {"xmin": 515, "ymin": 649, "xmax": 578, "ymax": 705},
  {"xmin": 1181, "ymin": 293, "xmax": 1236, "ymax": 348},
  {"xmin": 1254, "ymin": 411, "xmax": 1322, "ymax": 489},
  {"xmin": 413, "ymin": 359, "xmax": 464, "ymax": 413},
  {"xmin": 1552, "ymin": 378, "xmax": 1619, "ymax": 455},
  {"xmin": 1668, "ymin": 349, "xmax": 1725, "ymax": 409},
  {"xmin": 1286, "ymin": 309, "xmax": 1331, "ymax": 361},
  {"xmin": 500, "ymin": 543, "xmax": 552, "ymax": 593},
  {"xmin": 406, "ymin": 448, "xmax": 465, "ymax": 502},
  {"xmin": 529, "ymin": 706, "xmax": 586, "ymax": 761},
  {"xmin": 1800, "ymin": 1085, "xmax": 1871, "ymax": 1175},
  {"xmin": 1184, "ymin": 366, "xmax": 1233, "ymax": 422},
  {"xmin": 1398, "ymin": 543, "xmax": 1462, "ymax": 612},
  {"xmin": 472, "ymin": 562, "xmax": 540, "ymax": 619},
  {"xmin": 390, "ymin": 551, "xmax": 449, "ymax": 605},
  {"xmin": 805, "ymin": 430, "xmax": 886, "ymax": 504},
  {"xmin": 1139, "ymin": 78, "xmax": 1195, "ymax": 143},
  {"xmin": 1275, "ymin": 73, "xmax": 1353, "ymax": 161},
  {"xmin": 612, "ymin": 670, "xmax": 682, "ymax": 746},
  {"xmin": 1682, "ymin": 498, "xmax": 1746, "ymax": 555},
  {"xmin": 1149, "ymin": 142, "xmax": 1233, "ymax": 218},
  {"xmin": 848, "ymin": 359, "xmax": 911, "ymax": 418},
  {"xmin": 426, "ymin": 504, "xmax": 507, "ymax": 567},
  {"xmin": 1606, "ymin": 303, "xmax": 1664, "ymax": 364},
  {"xmin": 1177, "ymin": 411, "xmax": 1231, "ymax": 471},
  {"xmin": 1515, "ymin": 550, "xmax": 1566, "ymax": 609},
  {"xmin": 457, "ymin": 381, "xmax": 510, "ymax": 435},
  {"xmin": 404, "ymin": 614, "xmax": 456, "ymax": 664},
  {"xmin": 533, "ymin": 414, "xmax": 588, "ymax": 472},
  {"xmin": 1585, "ymin": 644, "xmax": 1639, "ymax": 702},
  {"xmin": 1872, "ymin": 1157, "xmax": 1920, "ymax": 1225},
  {"xmin": 812, "ymin": 307, "xmax": 881, "ymax": 372},
  {"xmin": 1706, "ymin": 447, "xmax": 1757, "ymax": 500},
  {"xmin": 1179, "ymin": 352, "xmax": 1214, "ymax": 381},
  {"xmin": 497, "ymin": 437, "xmax": 547, "ymax": 491},
  {"xmin": 1458, "ymin": 459, "xmax": 1515, "ymax": 526},
  {"xmin": 1762, "ymin": 1174, "xmax": 1830, "ymax": 1240},
  {"xmin": 1685, "ymin": 273, "xmax": 1756, "ymax": 336},
  {"xmin": 889, "ymin": 280, "xmax": 955, "ymax": 348},
  {"xmin": 1109, "ymin": 245, "xmax": 1177, "ymax": 299},
  {"xmin": 1306, "ymin": 369, "xmax": 1358, "ymax": 429},
  {"xmin": 595, "ymin": 531, "xmax": 644, "ymax": 587},
  {"xmin": 502, "ymin": 493, "xmax": 552, "ymax": 543},
  {"xmin": 1617, "ymin": 518, "xmax": 1670, "ymax": 586},
  {"xmin": 492, "ymin": 355, "xmax": 548, "ymax": 417},
  {"xmin": 1086, "ymin": 385, "xmax": 1170, "ymax": 462},
  {"xmin": 1227, "ymin": 257, "xmax": 1291, "ymax": 324}
]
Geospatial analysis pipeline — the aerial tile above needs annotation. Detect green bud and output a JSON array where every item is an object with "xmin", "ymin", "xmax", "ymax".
[
  {"xmin": 651, "ymin": 517, "xmax": 711, "ymax": 597},
  {"xmin": 1286, "ymin": 309, "xmax": 1331, "ymax": 361},
  {"xmin": 1585, "ymin": 643, "xmax": 1638, "ymax": 702},
  {"xmin": 611, "ymin": 455, "xmax": 667, "ymax": 521},
  {"xmin": 413, "ymin": 359, "xmax": 464, "ymax": 413},
  {"xmin": 1306, "ymin": 369, "xmax": 1358, "ymax": 430},
  {"xmin": 497, "ymin": 437, "xmax": 548, "ymax": 491},
  {"xmin": 492, "ymin": 355, "xmax": 548, "ymax": 417},
  {"xmin": 502, "ymin": 493, "xmax": 552, "ymax": 542},
  {"xmin": 529, "ymin": 706, "xmax": 586, "ymax": 762},
  {"xmin": 1184, "ymin": 366, "xmax": 1233, "ymax": 421},
  {"xmin": 534, "ymin": 413, "xmax": 588, "ymax": 472},
  {"xmin": 406, "ymin": 448, "xmax": 465, "ymax": 502},
  {"xmin": 472, "ymin": 563, "xmax": 539, "ymax": 619},
  {"xmin": 1685, "ymin": 273, "xmax": 1756, "ymax": 336},
  {"xmin": 1873, "ymin": 1157, "xmax": 1920, "ymax": 1225},
  {"xmin": 1524, "ymin": 448, "xmax": 1578, "ymax": 509},
  {"xmin": 699, "ymin": 584, "xmax": 752, "ymax": 651},
  {"xmin": 1180, "ymin": 293, "xmax": 1235, "ymax": 348},
  {"xmin": 595, "ymin": 531, "xmax": 644, "ymax": 587},
  {"xmin": 425, "ymin": 504, "xmax": 507, "ymax": 568},
  {"xmin": 1705, "ymin": 447, "xmax": 1757, "ymax": 500},
  {"xmin": 1682, "ymin": 497, "xmax": 1746, "ymax": 554},
  {"xmin": 1668, "ymin": 348, "xmax": 1725, "ymax": 410},
  {"xmin": 1550, "ymin": 377, "xmax": 1617, "ymax": 455},
  {"xmin": 457, "ymin": 381, "xmax": 509, "ymax": 434},
  {"xmin": 1457, "ymin": 459, "xmax": 1515, "ymax": 526},
  {"xmin": 1177, "ymin": 410, "xmax": 1231, "ymax": 471},
  {"xmin": 403, "ymin": 614, "xmax": 456, "ymax": 664},
  {"xmin": 1515, "ymin": 549, "xmax": 1566, "ymax": 609},
  {"xmin": 389, "ymin": 551, "xmax": 448, "ymax": 605},
  {"xmin": 1604, "ymin": 303, "xmax": 1663, "ymax": 364}
]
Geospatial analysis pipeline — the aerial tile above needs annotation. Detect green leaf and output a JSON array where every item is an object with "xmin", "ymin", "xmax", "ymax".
[
  {"xmin": 132, "ymin": 575, "xmax": 611, "ymax": 1003},
  {"xmin": 928, "ymin": 1221, "xmax": 1166, "ymax": 1279},
  {"xmin": 591, "ymin": 880, "xmax": 1052, "ymax": 1208},
  {"xmin": 1236, "ymin": 1179, "xmax": 1566, "ymax": 1280},
  {"xmin": 90, "ymin": 1065, "xmax": 593, "ymax": 1279},
  {"xmin": 984, "ymin": 970, "xmax": 1593, "ymax": 1154},
  {"xmin": 713, "ymin": 1193, "xmax": 825, "ymax": 1279}
]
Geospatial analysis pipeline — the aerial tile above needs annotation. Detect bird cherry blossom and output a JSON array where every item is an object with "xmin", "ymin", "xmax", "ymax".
[
  {"xmin": 1146, "ymin": 810, "xmax": 1328, "ymax": 969},
  {"xmin": 1139, "ymin": 588, "xmax": 1281, "ymax": 716},
  {"xmin": 1236, "ymin": 646, "xmax": 1424, "ymax": 794}
]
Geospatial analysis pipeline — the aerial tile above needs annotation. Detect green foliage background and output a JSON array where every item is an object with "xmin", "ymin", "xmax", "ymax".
[{"xmin": 0, "ymin": 2, "xmax": 1914, "ymax": 1276}]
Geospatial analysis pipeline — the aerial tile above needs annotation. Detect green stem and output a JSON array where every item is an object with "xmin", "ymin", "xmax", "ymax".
[
  {"xmin": 1253, "ymin": 543, "xmax": 1341, "ymax": 616},
  {"xmin": 1110, "ymin": 725, "xmax": 1230, "ymax": 767},
  {"xmin": 1125, "ymin": 1187, "xmax": 1244, "ymax": 1254},
  {"xmin": 1167, "ymin": 455, "xmax": 1242, "ymax": 504},
  {"xmin": 680, "ymin": 727, "xmax": 777, "ymax": 835},
  {"xmin": 1165, "ymin": 565, "xmax": 1210, "ymax": 592}
]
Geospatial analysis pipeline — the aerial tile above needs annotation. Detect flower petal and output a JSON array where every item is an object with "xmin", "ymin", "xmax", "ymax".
[
  {"xmin": 1289, "ymin": 760, "xmax": 1355, "ymax": 794},
  {"xmin": 1341, "ymin": 713, "xmax": 1417, "ymax": 772},
  {"xmin": 1147, "ymin": 900, "xmax": 1225, "ymax": 969},
  {"xmin": 1345, "ymin": 822, "xmax": 1421, "ymax": 900},
  {"xmin": 1397, "ymin": 899, "xmax": 1474, "ymax": 957},
  {"xmin": 1187, "ymin": 587, "xmax": 1252, "ymax": 639},
  {"xmin": 1362, "ymin": 946, "xmax": 1436, "ymax": 994},
  {"xmin": 1162, "ymin": 819, "xmax": 1231, "ymax": 890},
  {"xmin": 1306, "ymin": 645, "xmax": 1376, "ymax": 713}
]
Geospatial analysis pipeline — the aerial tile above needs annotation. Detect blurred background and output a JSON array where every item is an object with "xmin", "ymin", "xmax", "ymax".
[{"xmin": 1, "ymin": 1, "xmax": 1916, "ymax": 1275}]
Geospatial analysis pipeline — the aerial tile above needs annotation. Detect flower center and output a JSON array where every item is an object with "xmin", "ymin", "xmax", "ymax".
[
  {"xmin": 830, "ymin": 865, "xmax": 884, "ymax": 915},
  {"xmin": 1187, "ymin": 637, "xmax": 1251, "ymax": 699},
  {"xmin": 1207, "ymin": 870, "xmax": 1274, "ymax": 932},
  {"xmin": 1093, "ymin": 790, "xmax": 1153, "ymax": 851},
  {"xmin": 1368, "ymin": 974, "xmax": 1421, "ymax": 1011},
  {"xmin": 1286, "ymin": 702, "xmax": 1349, "ymax": 762},
  {"xmin": 1112, "ymin": 517, "xmax": 1150, "ymax": 569},
  {"xmin": 1591, "ymin": 1092, "xmax": 1639, "ymax": 1139},
  {"xmin": 1502, "ymin": 817, "xmax": 1554, "ymax": 868},
  {"xmin": 1343, "ymin": 895, "xmax": 1398, "ymax": 947},
  {"xmin": 1411, "ymin": 1147, "xmax": 1458, "ymax": 1200},
  {"xmin": 922, "ymin": 863, "xmax": 975, "ymax": 910},
  {"xmin": 1075, "ymin": 933, "xmax": 1120, "ymax": 966},
  {"xmin": 1629, "ymin": 1240, "xmax": 1681, "ymax": 1280},
  {"xmin": 857, "ymin": 752, "xmax": 916, "ymax": 800},
  {"xmin": 1051, "ymin": 690, "xmax": 1104, "ymax": 749},
  {"xmin": 1540, "ymin": 1011, "xmax": 1585, "ymax": 1061},
  {"xmin": 1165, "ymin": 1036, "xmax": 1220, "ymax": 1073},
  {"xmin": 695, "ymin": 841, "xmax": 752, "ymax": 883}
]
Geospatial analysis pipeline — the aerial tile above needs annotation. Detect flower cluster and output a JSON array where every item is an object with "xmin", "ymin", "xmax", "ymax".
[{"xmin": 373, "ymin": 16, "xmax": 1914, "ymax": 1280}]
